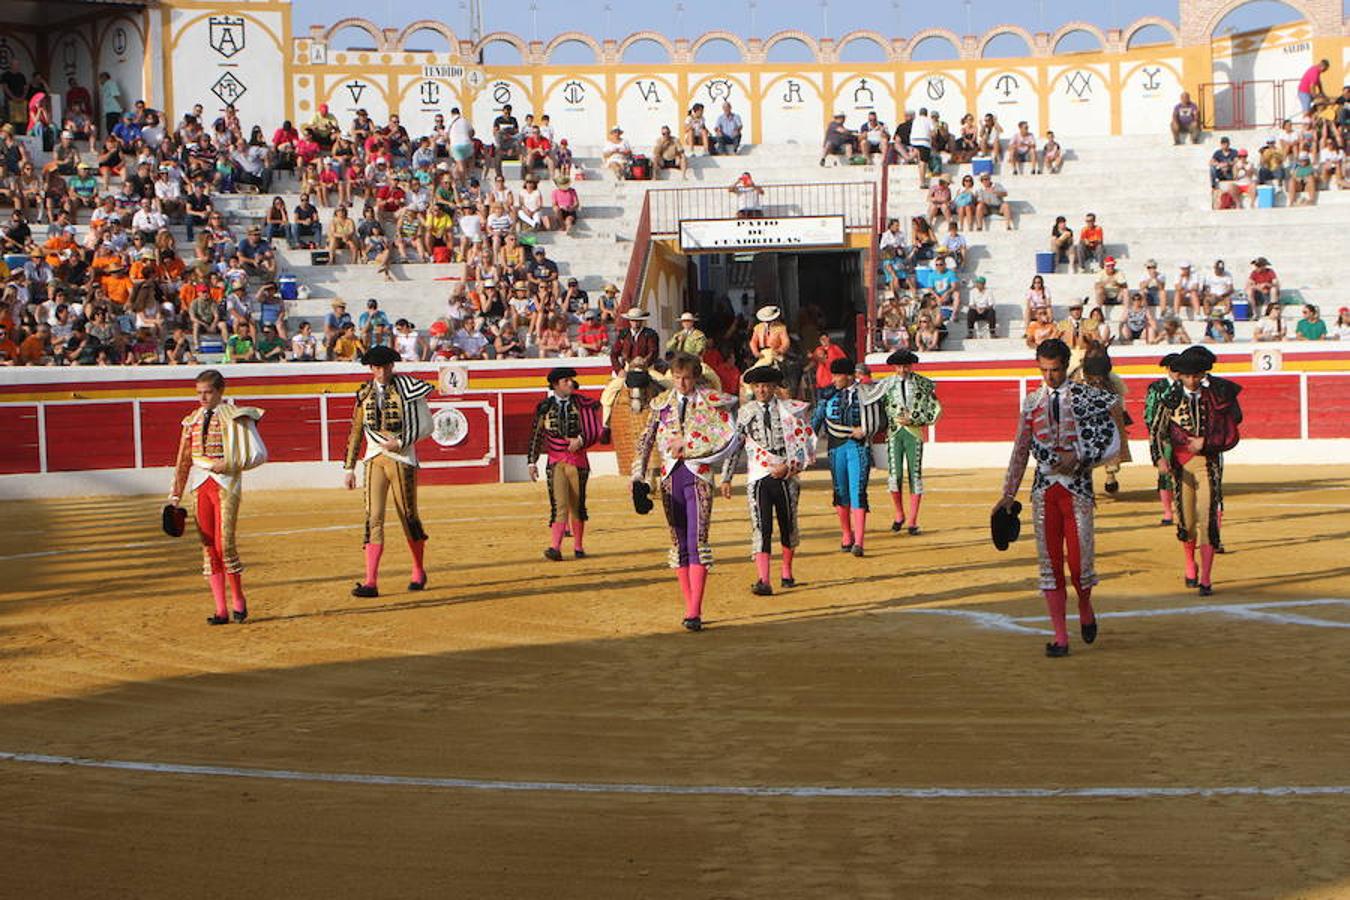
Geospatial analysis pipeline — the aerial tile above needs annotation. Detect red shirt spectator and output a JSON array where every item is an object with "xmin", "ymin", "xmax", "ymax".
[
  {"xmin": 811, "ymin": 336, "xmax": 847, "ymax": 389},
  {"xmin": 272, "ymin": 124, "xmax": 299, "ymax": 147},
  {"xmin": 295, "ymin": 135, "xmax": 320, "ymax": 165},
  {"xmin": 376, "ymin": 183, "xmax": 406, "ymax": 215}
]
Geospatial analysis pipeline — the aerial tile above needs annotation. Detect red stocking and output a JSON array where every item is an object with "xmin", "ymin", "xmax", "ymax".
[
  {"xmin": 687, "ymin": 564, "xmax": 708, "ymax": 619},
  {"xmin": 408, "ymin": 538, "xmax": 426, "ymax": 583},
  {"xmin": 1199, "ymin": 545, "xmax": 1215, "ymax": 586},
  {"xmin": 754, "ymin": 552, "xmax": 770, "ymax": 584},
  {"xmin": 1160, "ymin": 489, "xmax": 1175, "ymax": 520},
  {"xmin": 906, "ymin": 494, "xmax": 923, "ymax": 528},
  {"xmin": 549, "ymin": 522, "xmax": 566, "ymax": 551},
  {"xmin": 571, "ymin": 519, "xmax": 585, "ymax": 552},
  {"xmin": 1076, "ymin": 585, "xmax": 1095, "ymax": 627},
  {"xmin": 889, "ymin": 490, "xmax": 905, "ymax": 524},
  {"xmin": 676, "ymin": 566, "xmax": 691, "ymax": 609},
  {"xmin": 226, "ymin": 572, "xmax": 246, "ymax": 615},
  {"xmin": 1182, "ymin": 541, "xmax": 1197, "ymax": 581},
  {"xmin": 850, "ymin": 509, "xmax": 867, "ymax": 550},
  {"xmin": 1043, "ymin": 589, "xmax": 1069, "ymax": 646},
  {"xmin": 835, "ymin": 506, "xmax": 853, "ymax": 544},
  {"xmin": 208, "ymin": 571, "xmax": 228, "ymax": 619},
  {"xmin": 780, "ymin": 547, "xmax": 795, "ymax": 580}
]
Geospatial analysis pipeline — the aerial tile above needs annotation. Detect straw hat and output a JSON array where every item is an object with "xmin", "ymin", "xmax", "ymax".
[{"xmin": 755, "ymin": 306, "xmax": 781, "ymax": 323}]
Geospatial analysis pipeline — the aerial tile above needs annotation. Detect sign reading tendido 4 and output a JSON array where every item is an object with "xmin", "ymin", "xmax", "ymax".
[{"xmin": 679, "ymin": 216, "xmax": 846, "ymax": 252}]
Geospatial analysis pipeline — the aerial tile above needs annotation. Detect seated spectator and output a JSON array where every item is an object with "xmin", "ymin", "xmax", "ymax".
[
  {"xmin": 1117, "ymin": 293, "xmax": 1158, "ymax": 344},
  {"xmin": 1203, "ymin": 303, "xmax": 1235, "ymax": 343},
  {"xmin": 1210, "ymin": 136, "xmax": 1237, "ymax": 188},
  {"xmin": 538, "ymin": 314, "xmax": 571, "ymax": 357},
  {"xmin": 1257, "ymin": 138, "xmax": 1285, "ymax": 185},
  {"xmin": 289, "ymin": 192, "xmax": 322, "ymax": 248},
  {"xmin": 576, "ymin": 309, "xmax": 609, "ymax": 357},
  {"xmin": 1023, "ymin": 274, "xmax": 1052, "ymax": 325},
  {"xmin": 1041, "ymin": 131, "xmax": 1063, "ymax": 174},
  {"xmin": 597, "ymin": 282, "xmax": 619, "ymax": 324},
  {"xmin": 913, "ymin": 312, "xmax": 941, "ymax": 352},
  {"xmin": 904, "ymin": 216, "xmax": 937, "ymax": 267},
  {"xmin": 1153, "ymin": 314, "xmax": 1191, "ymax": 345},
  {"xmin": 394, "ymin": 206, "xmax": 425, "ymax": 262},
  {"xmin": 494, "ymin": 322, "xmax": 527, "ymax": 359},
  {"xmin": 1005, "ymin": 121, "xmax": 1038, "ymax": 174},
  {"xmin": 1048, "ymin": 215, "xmax": 1073, "ymax": 269},
  {"xmin": 254, "ymin": 280, "xmax": 288, "ymax": 339},
  {"xmin": 926, "ymin": 175, "xmax": 953, "ymax": 227},
  {"xmin": 973, "ymin": 173, "xmax": 1013, "ymax": 230},
  {"xmin": 1073, "ymin": 213, "xmax": 1104, "ymax": 273},
  {"xmin": 188, "ymin": 284, "xmax": 228, "ymax": 346},
  {"xmin": 255, "ymin": 323, "xmax": 286, "ymax": 361},
  {"xmin": 363, "ymin": 223, "xmax": 393, "ymax": 281},
  {"xmin": 492, "ymin": 103, "xmax": 521, "ymax": 169},
  {"xmin": 942, "ymin": 221, "xmax": 968, "ymax": 270},
  {"xmin": 1202, "ymin": 259, "xmax": 1234, "ymax": 311},
  {"xmin": 521, "ymin": 126, "xmax": 558, "ymax": 181},
  {"xmin": 1024, "ymin": 305, "xmax": 1058, "ymax": 348},
  {"xmin": 332, "ymin": 321, "xmax": 364, "ymax": 360},
  {"xmin": 820, "ymin": 113, "xmax": 857, "ymax": 164},
  {"xmin": 551, "ymin": 175, "xmax": 580, "ymax": 235},
  {"xmin": 233, "ymin": 223, "xmax": 272, "ymax": 276},
  {"xmin": 930, "ymin": 256, "xmax": 960, "ymax": 324},
  {"xmin": 1246, "ymin": 257, "xmax": 1280, "ymax": 310},
  {"xmin": 859, "ymin": 112, "xmax": 889, "ymax": 163},
  {"xmin": 451, "ymin": 317, "xmax": 489, "ymax": 359},
  {"xmin": 683, "ymin": 103, "xmax": 710, "ymax": 156},
  {"xmin": 1287, "ymin": 152, "xmax": 1318, "ymax": 205},
  {"xmin": 966, "ymin": 276, "xmax": 996, "ymax": 338},
  {"xmin": 652, "ymin": 126, "xmax": 688, "ymax": 180},
  {"xmin": 602, "ymin": 127, "xmax": 632, "ymax": 179},
  {"xmin": 1172, "ymin": 260, "xmax": 1202, "ymax": 320},
  {"xmin": 1316, "ymin": 137, "xmax": 1344, "ymax": 191},
  {"xmin": 291, "ymin": 320, "xmax": 318, "ymax": 360},
  {"xmin": 1253, "ymin": 302, "xmax": 1286, "ymax": 341},
  {"xmin": 517, "ymin": 175, "xmax": 551, "ymax": 231},
  {"xmin": 1172, "ymin": 92, "xmax": 1201, "ymax": 145},
  {"xmin": 978, "ymin": 113, "xmax": 1003, "ymax": 159},
  {"xmin": 225, "ymin": 322, "xmax": 258, "ymax": 362},
  {"xmin": 1333, "ymin": 306, "xmax": 1350, "ymax": 341},
  {"xmin": 1094, "ymin": 257, "xmax": 1128, "ymax": 307},
  {"xmin": 1138, "ymin": 259, "xmax": 1167, "ymax": 307},
  {"xmin": 1058, "ymin": 300, "xmax": 1099, "ymax": 355},
  {"xmin": 712, "ymin": 102, "xmax": 743, "ymax": 156},
  {"xmin": 1294, "ymin": 303, "xmax": 1326, "ymax": 341},
  {"xmin": 1224, "ymin": 150, "xmax": 1257, "ymax": 209}
]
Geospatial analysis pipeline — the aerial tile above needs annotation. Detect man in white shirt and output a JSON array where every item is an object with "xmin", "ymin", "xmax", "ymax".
[
  {"xmin": 713, "ymin": 102, "xmax": 743, "ymax": 156},
  {"xmin": 966, "ymin": 275, "xmax": 997, "ymax": 338},
  {"xmin": 909, "ymin": 107, "xmax": 934, "ymax": 188},
  {"xmin": 1201, "ymin": 259, "xmax": 1234, "ymax": 310},
  {"xmin": 451, "ymin": 319, "xmax": 489, "ymax": 359},
  {"xmin": 131, "ymin": 197, "xmax": 167, "ymax": 241},
  {"xmin": 1006, "ymin": 121, "xmax": 1039, "ymax": 175},
  {"xmin": 602, "ymin": 127, "xmax": 633, "ymax": 179}
]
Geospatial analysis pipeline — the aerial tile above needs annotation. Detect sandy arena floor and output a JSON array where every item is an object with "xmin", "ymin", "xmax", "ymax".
[{"xmin": 1, "ymin": 464, "xmax": 1348, "ymax": 899}]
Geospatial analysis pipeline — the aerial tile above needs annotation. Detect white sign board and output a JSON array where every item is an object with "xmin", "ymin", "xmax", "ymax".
[
  {"xmin": 422, "ymin": 65, "xmax": 466, "ymax": 81},
  {"xmin": 438, "ymin": 365, "xmax": 469, "ymax": 395},
  {"xmin": 679, "ymin": 216, "xmax": 847, "ymax": 253},
  {"xmin": 1252, "ymin": 348, "xmax": 1282, "ymax": 372}
]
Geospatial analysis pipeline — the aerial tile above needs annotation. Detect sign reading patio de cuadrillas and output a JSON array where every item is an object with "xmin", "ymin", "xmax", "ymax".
[{"xmin": 679, "ymin": 216, "xmax": 846, "ymax": 253}]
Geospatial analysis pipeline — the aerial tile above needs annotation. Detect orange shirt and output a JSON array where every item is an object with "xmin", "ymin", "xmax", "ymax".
[
  {"xmin": 18, "ymin": 334, "xmax": 47, "ymax": 364},
  {"xmin": 131, "ymin": 259, "xmax": 160, "ymax": 281},
  {"xmin": 0, "ymin": 338, "xmax": 19, "ymax": 363},
  {"xmin": 103, "ymin": 273, "xmax": 133, "ymax": 306},
  {"xmin": 1081, "ymin": 225, "xmax": 1103, "ymax": 246}
]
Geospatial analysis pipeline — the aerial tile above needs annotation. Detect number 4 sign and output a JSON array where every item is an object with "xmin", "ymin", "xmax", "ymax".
[{"xmin": 438, "ymin": 365, "xmax": 469, "ymax": 394}]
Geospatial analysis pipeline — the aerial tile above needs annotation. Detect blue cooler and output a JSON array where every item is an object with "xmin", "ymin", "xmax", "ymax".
[
  {"xmin": 1256, "ymin": 184, "xmax": 1275, "ymax": 208},
  {"xmin": 5, "ymin": 253, "xmax": 27, "ymax": 272},
  {"xmin": 278, "ymin": 274, "xmax": 298, "ymax": 300},
  {"xmin": 1035, "ymin": 251, "xmax": 1057, "ymax": 275},
  {"xmin": 1230, "ymin": 298, "xmax": 1251, "ymax": 321},
  {"xmin": 971, "ymin": 156, "xmax": 994, "ymax": 177},
  {"xmin": 914, "ymin": 266, "xmax": 935, "ymax": 289}
]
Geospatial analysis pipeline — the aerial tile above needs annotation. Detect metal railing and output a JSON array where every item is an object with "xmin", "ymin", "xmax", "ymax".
[
  {"xmin": 1200, "ymin": 79, "xmax": 1293, "ymax": 130},
  {"xmin": 619, "ymin": 191, "xmax": 653, "ymax": 317},
  {"xmin": 647, "ymin": 181, "xmax": 877, "ymax": 237}
]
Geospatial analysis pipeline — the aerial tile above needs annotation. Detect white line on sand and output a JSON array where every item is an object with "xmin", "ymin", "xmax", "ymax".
[
  {"xmin": 1, "ymin": 750, "xmax": 1347, "ymax": 800},
  {"xmin": 899, "ymin": 599, "xmax": 1350, "ymax": 634}
]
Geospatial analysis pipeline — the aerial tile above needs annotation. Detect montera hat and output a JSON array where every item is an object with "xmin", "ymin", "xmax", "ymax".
[
  {"xmin": 547, "ymin": 366, "xmax": 578, "ymax": 385},
  {"xmin": 991, "ymin": 500, "xmax": 1023, "ymax": 551},
  {"xmin": 742, "ymin": 365, "xmax": 784, "ymax": 385},
  {"xmin": 360, "ymin": 345, "xmax": 400, "ymax": 366},
  {"xmin": 161, "ymin": 504, "xmax": 187, "ymax": 538},
  {"xmin": 829, "ymin": 357, "xmax": 855, "ymax": 375},
  {"xmin": 886, "ymin": 349, "xmax": 919, "ymax": 366},
  {"xmin": 1159, "ymin": 353, "xmax": 1181, "ymax": 368},
  {"xmin": 631, "ymin": 480, "xmax": 654, "ymax": 515}
]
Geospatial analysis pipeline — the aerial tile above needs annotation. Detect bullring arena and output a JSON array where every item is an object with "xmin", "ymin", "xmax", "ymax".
[{"xmin": 4, "ymin": 0, "xmax": 1350, "ymax": 894}]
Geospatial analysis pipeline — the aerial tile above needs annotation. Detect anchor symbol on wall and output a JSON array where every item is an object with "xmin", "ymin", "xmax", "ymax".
[
  {"xmin": 995, "ymin": 74, "xmax": 1019, "ymax": 97},
  {"xmin": 561, "ymin": 80, "xmax": 585, "ymax": 104}
]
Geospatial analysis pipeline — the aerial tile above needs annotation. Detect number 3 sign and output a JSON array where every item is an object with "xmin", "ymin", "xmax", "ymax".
[{"xmin": 1252, "ymin": 348, "xmax": 1282, "ymax": 372}]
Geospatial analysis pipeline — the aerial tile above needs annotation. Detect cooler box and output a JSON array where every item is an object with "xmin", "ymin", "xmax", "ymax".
[
  {"xmin": 1035, "ymin": 251, "xmax": 1057, "ymax": 275},
  {"xmin": 1256, "ymin": 184, "xmax": 1276, "ymax": 208},
  {"xmin": 197, "ymin": 337, "xmax": 224, "ymax": 357},
  {"xmin": 1230, "ymin": 298, "xmax": 1251, "ymax": 321},
  {"xmin": 4, "ymin": 254, "xmax": 27, "ymax": 272},
  {"xmin": 278, "ymin": 274, "xmax": 298, "ymax": 300},
  {"xmin": 914, "ymin": 266, "xmax": 935, "ymax": 289},
  {"xmin": 971, "ymin": 156, "xmax": 994, "ymax": 177}
]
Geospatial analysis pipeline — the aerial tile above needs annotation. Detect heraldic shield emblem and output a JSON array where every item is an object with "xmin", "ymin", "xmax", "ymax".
[{"xmin": 209, "ymin": 16, "xmax": 245, "ymax": 59}]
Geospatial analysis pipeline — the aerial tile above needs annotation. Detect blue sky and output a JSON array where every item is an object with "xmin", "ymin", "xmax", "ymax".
[{"xmin": 299, "ymin": 0, "xmax": 1320, "ymax": 63}]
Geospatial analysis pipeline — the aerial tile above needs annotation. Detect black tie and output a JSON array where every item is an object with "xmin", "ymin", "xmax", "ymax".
[
  {"xmin": 763, "ymin": 404, "xmax": 773, "ymax": 439},
  {"xmin": 202, "ymin": 408, "xmax": 214, "ymax": 441},
  {"xmin": 679, "ymin": 396, "xmax": 688, "ymax": 427},
  {"xmin": 901, "ymin": 379, "xmax": 908, "ymax": 406},
  {"xmin": 558, "ymin": 399, "xmax": 569, "ymax": 433},
  {"xmin": 1190, "ymin": 393, "xmax": 1200, "ymax": 427},
  {"xmin": 1050, "ymin": 390, "xmax": 1061, "ymax": 425}
]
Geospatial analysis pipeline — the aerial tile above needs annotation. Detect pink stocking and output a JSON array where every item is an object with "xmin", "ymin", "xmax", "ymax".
[
  {"xmin": 889, "ymin": 490, "xmax": 905, "ymax": 524},
  {"xmin": 550, "ymin": 522, "xmax": 566, "ymax": 551},
  {"xmin": 1199, "ymin": 546, "xmax": 1215, "ymax": 586},
  {"xmin": 226, "ymin": 572, "xmax": 246, "ymax": 615},
  {"xmin": 571, "ymin": 519, "xmax": 585, "ymax": 552},
  {"xmin": 1043, "ymin": 588, "xmax": 1069, "ymax": 646},
  {"xmin": 1182, "ymin": 541, "xmax": 1197, "ymax": 581},
  {"xmin": 408, "ymin": 538, "xmax": 426, "ymax": 583},
  {"xmin": 208, "ymin": 571, "xmax": 227, "ymax": 618},
  {"xmin": 754, "ymin": 552, "xmax": 770, "ymax": 584},
  {"xmin": 364, "ymin": 542, "xmax": 383, "ymax": 587},
  {"xmin": 676, "ymin": 566, "xmax": 691, "ymax": 608},
  {"xmin": 835, "ymin": 506, "xmax": 853, "ymax": 544},
  {"xmin": 906, "ymin": 494, "xmax": 923, "ymax": 528},
  {"xmin": 850, "ymin": 509, "xmax": 867, "ymax": 550},
  {"xmin": 687, "ymin": 564, "xmax": 708, "ymax": 619},
  {"xmin": 780, "ymin": 547, "xmax": 795, "ymax": 580},
  {"xmin": 1160, "ymin": 489, "xmax": 1175, "ymax": 520}
]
